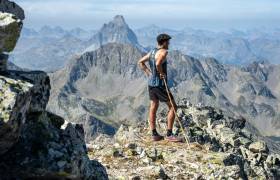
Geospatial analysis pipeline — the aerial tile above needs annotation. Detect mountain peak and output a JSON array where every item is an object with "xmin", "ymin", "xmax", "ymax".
[
  {"xmin": 85, "ymin": 15, "xmax": 145, "ymax": 53},
  {"xmin": 112, "ymin": 15, "xmax": 126, "ymax": 26}
]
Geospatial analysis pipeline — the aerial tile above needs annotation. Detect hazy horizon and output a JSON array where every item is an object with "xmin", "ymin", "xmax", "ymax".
[
  {"xmin": 21, "ymin": 22, "xmax": 280, "ymax": 33},
  {"xmin": 14, "ymin": 0, "xmax": 280, "ymax": 31}
]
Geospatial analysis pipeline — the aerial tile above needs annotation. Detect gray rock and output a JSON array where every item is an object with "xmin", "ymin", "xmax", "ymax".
[
  {"xmin": 112, "ymin": 147, "xmax": 123, "ymax": 157},
  {"xmin": 0, "ymin": 12, "xmax": 23, "ymax": 54},
  {"xmin": 0, "ymin": 110, "xmax": 109, "ymax": 179},
  {"xmin": 218, "ymin": 127, "xmax": 239, "ymax": 147},
  {"xmin": 0, "ymin": 53, "xmax": 8, "ymax": 71},
  {"xmin": 235, "ymin": 137, "xmax": 252, "ymax": 147},
  {"xmin": 249, "ymin": 141, "xmax": 268, "ymax": 153},
  {"xmin": 16, "ymin": 71, "xmax": 51, "ymax": 113},
  {"xmin": 0, "ymin": 0, "xmax": 25, "ymax": 20},
  {"xmin": 136, "ymin": 166, "xmax": 168, "ymax": 179},
  {"xmin": 222, "ymin": 154, "xmax": 243, "ymax": 166},
  {"xmin": 0, "ymin": 74, "xmax": 33, "ymax": 155},
  {"xmin": 266, "ymin": 154, "xmax": 280, "ymax": 167},
  {"xmin": 125, "ymin": 142, "xmax": 137, "ymax": 149},
  {"xmin": 57, "ymin": 160, "xmax": 67, "ymax": 168},
  {"xmin": 145, "ymin": 148, "xmax": 164, "ymax": 162},
  {"xmin": 0, "ymin": 0, "xmax": 24, "ymax": 72}
]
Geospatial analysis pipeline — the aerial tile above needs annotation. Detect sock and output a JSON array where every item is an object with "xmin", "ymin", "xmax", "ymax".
[
  {"xmin": 152, "ymin": 129, "xmax": 159, "ymax": 136},
  {"xmin": 167, "ymin": 129, "xmax": 172, "ymax": 137}
]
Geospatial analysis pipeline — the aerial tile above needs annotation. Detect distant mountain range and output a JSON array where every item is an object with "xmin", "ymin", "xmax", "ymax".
[
  {"xmin": 135, "ymin": 25, "xmax": 280, "ymax": 65},
  {"xmin": 9, "ymin": 16, "xmax": 280, "ymax": 72},
  {"xmin": 9, "ymin": 26, "xmax": 96, "ymax": 71},
  {"xmin": 10, "ymin": 16, "xmax": 145, "ymax": 71},
  {"xmin": 21, "ymin": 26, "xmax": 96, "ymax": 39}
]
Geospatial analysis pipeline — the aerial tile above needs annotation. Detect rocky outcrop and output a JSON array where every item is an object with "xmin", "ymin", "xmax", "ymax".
[
  {"xmin": 0, "ymin": 70, "xmax": 51, "ymax": 155},
  {"xmin": 87, "ymin": 101, "xmax": 280, "ymax": 179},
  {"xmin": 0, "ymin": 12, "xmax": 23, "ymax": 53},
  {"xmin": 0, "ymin": 71, "xmax": 108, "ymax": 179},
  {"xmin": 0, "ymin": 73, "xmax": 33, "ymax": 155},
  {"xmin": 0, "ymin": 0, "xmax": 24, "ymax": 71},
  {"xmin": 0, "ymin": 1, "xmax": 108, "ymax": 179},
  {"xmin": 0, "ymin": 0, "xmax": 25, "ymax": 20},
  {"xmin": 0, "ymin": 110, "xmax": 108, "ymax": 179}
]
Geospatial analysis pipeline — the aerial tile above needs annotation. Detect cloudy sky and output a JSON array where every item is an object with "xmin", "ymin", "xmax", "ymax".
[{"xmin": 13, "ymin": 0, "xmax": 280, "ymax": 30}]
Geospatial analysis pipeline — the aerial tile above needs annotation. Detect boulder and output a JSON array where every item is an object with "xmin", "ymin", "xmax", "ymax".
[
  {"xmin": 0, "ymin": 0, "xmax": 25, "ymax": 71},
  {"xmin": 0, "ymin": 12, "xmax": 23, "ymax": 53},
  {"xmin": 0, "ymin": 74, "xmax": 33, "ymax": 155},
  {"xmin": 249, "ymin": 141, "xmax": 268, "ymax": 153},
  {"xmin": 12, "ymin": 71, "xmax": 51, "ymax": 112},
  {"xmin": 0, "ymin": 0, "xmax": 25, "ymax": 20},
  {"xmin": 136, "ymin": 166, "xmax": 168, "ymax": 179},
  {"xmin": 0, "ymin": 111, "xmax": 108, "ymax": 179},
  {"xmin": 265, "ymin": 154, "xmax": 280, "ymax": 167},
  {"xmin": 115, "ymin": 124, "xmax": 139, "ymax": 144},
  {"xmin": 217, "ymin": 127, "xmax": 238, "ymax": 147},
  {"xmin": 0, "ymin": 71, "xmax": 51, "ymax": 155}
]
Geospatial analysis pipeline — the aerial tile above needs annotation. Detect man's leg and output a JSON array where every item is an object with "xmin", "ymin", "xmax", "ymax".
[
  {"xmin": 149, "ymin": 99, "xmax": 159, "ymax": 132},
  {"xmin": 166, "ymin": 99, "xmax": 177, "ymax": 133},
  {"xmin": 149, "ymin": 99, "xmax": 164, "ymax": 141},
  {"xmin": 165, "ymin": 98, "xmax": 182, "ymax": 142}
]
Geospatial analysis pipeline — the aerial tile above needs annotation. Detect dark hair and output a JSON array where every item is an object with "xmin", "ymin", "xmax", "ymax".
[{"xmin": 157, "ymin": 34, "xmax": 172, "ymax": 45}]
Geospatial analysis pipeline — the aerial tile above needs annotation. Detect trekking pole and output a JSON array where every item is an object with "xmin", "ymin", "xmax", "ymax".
[{"xmin": 163, "ymin": 78, "xmax": 190, "ymax": 148}]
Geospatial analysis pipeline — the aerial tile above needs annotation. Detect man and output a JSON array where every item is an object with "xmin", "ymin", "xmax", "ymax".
[{"xmin": 138, "ymin": 34, "xmax": 181, "ymax": 142}]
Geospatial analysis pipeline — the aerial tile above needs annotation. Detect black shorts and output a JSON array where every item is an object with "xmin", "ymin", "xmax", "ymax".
[{"xmin": 148, "ymin": 86, "xmax": 174, "ymax": 102}]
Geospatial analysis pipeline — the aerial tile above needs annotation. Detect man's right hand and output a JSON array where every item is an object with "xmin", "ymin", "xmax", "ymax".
[{"xmin": 160, "ymin": 73, "xmax": 166, "ymax": 79}]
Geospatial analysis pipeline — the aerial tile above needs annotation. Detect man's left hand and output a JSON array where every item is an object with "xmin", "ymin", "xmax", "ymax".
[{"xmin": 160, "ymin": 73, "xmax": 166, "ymax": 79}]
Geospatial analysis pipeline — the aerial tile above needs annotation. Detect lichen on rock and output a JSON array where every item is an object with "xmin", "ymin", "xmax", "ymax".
[
  {"xmin": 0, "ymin": 74, "xmax": 33, "ymax": 154},
  {"xmin": 0, "ymin": 12, "xmax": 23, "ymax": 53},
  {"xmin": 0, "ymin": 0, "xmax": 24, "ymax": 72}
]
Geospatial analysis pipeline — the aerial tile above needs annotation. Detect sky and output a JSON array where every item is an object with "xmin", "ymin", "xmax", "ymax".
[{"xmin": 13, "ymin": 0, "xmax": 280, "ymax": 31}]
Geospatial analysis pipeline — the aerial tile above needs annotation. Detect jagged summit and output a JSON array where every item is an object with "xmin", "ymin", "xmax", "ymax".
[
  {"xmin": 112, "ymin": 15, "xmax": 127, "ymax": 26},
  {"xmin": 84, "ymin": 15, "xmax": 144, "ymax": 53}
]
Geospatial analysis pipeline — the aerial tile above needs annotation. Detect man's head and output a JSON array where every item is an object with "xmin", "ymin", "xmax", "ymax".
[{"xmin": 157, "ymin": 33, "xmax": 171, "ymax": 49}]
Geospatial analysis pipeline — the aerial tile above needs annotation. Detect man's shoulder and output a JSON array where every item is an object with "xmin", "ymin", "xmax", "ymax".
[{"xmin": 157, "ymin": 49, "xmax": 168, "ymax": 56}]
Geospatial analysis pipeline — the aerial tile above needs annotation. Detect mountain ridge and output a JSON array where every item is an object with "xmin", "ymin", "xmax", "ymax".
[{"xmin": 47, "ymin": 42, "xmax": 280, "ymax": 143}]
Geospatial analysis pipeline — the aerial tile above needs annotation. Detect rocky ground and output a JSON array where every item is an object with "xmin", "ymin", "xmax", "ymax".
[{"xmin": 87, "ymin": 100, "xmax": 280, "ymax": 179}]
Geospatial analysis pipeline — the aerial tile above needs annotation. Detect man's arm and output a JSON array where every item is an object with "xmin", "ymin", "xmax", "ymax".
[
  {"xmin": 138, "ymin": 52, "xmax": 152, "ymax": 76},
  {"xmin": 156, "ymin": 50, "xmax": 168, "ymax": 79}
]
